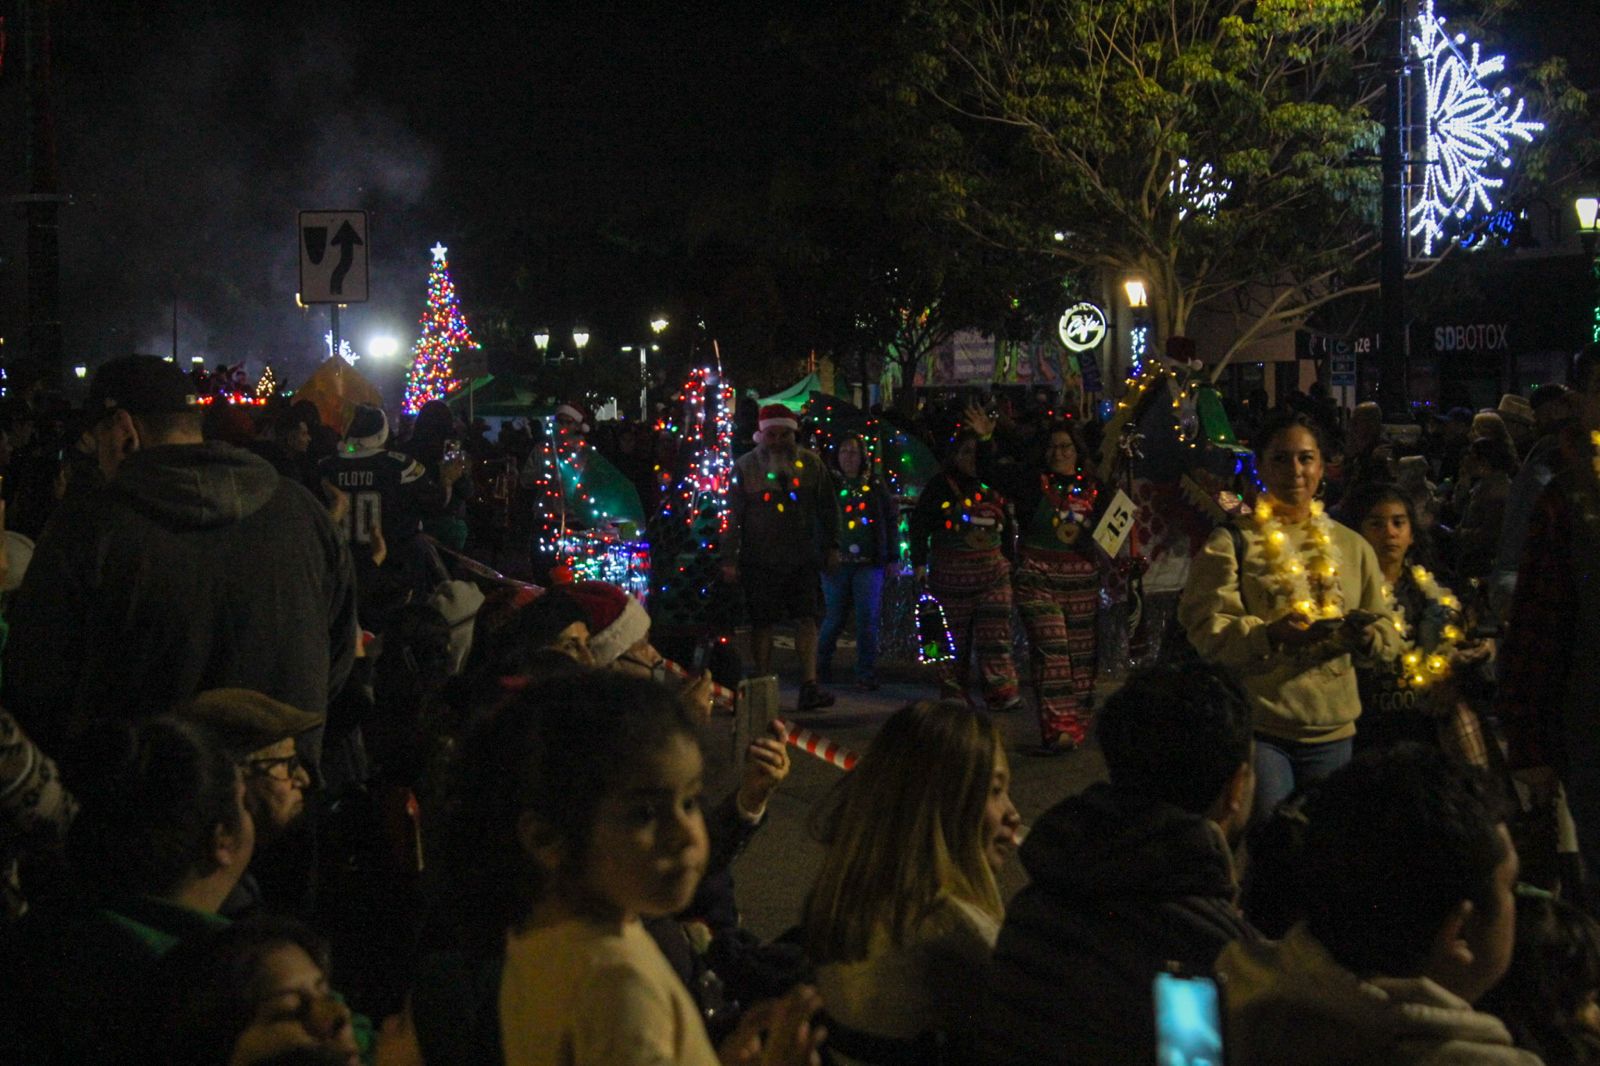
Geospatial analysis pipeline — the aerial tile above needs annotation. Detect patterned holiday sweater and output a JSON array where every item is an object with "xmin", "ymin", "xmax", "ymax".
[{"xmin": 908, "ymin": 473, "xmax": 1011, "ymax": 567}]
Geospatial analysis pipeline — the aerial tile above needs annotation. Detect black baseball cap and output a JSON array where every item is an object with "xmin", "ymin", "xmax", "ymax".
[{"xmin": 88, "ymin": 355, "xmax": 200, "ymax": 418}]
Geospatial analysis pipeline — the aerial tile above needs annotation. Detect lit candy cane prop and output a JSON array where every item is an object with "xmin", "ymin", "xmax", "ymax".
[
  {"xmin": 661, "ymin": 657, "xmax": 736, "ymax": 709},
  {"xmin": 774, "ymin": 718, "xmax": 860, "ymax": 771}
]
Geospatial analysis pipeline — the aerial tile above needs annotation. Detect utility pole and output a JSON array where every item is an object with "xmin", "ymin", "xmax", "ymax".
[{"xmin": 1378, "ymin": 0, "xmax": 1412, "ymax": 420}]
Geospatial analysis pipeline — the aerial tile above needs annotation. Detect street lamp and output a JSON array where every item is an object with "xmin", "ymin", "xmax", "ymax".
[
  {"xmin": 1123, "ymin": 278, "xmax": 1150, "ymax": 308},
  {"xmin": 1576, "ymin": 197, "xmax": 1600, "ymax": 253},
  {"xmin": 368, "ymin": 335, "xmax": 400, "ymax": 361},
  {"xmin": 644, "ymin": 315, "xmax": 668, "ymax": 420},
  {"xmin": 572, "ymin": 328, "xmax": 590, "ymax": 354},
  {"xmin": 1576, "ymin": 197, "xmax": 1600, "ymax": 344},
  {"xmin": 73, "ymin": 364, "xmax": 87, "ymax": 380},
  {"xmin": 1123, "ymin": 277, "xmax": 1151, "ymax": 379}
]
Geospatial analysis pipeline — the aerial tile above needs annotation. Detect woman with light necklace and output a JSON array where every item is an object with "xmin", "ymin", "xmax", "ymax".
[{"xmin": 1178, "ymin": 412, "xmax": 1401, "ymax": 816}]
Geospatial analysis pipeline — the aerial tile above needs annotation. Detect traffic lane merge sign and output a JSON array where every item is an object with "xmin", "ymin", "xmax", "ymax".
[{"xmin": 299, "ymin": 210, "xmax": 369, "ymax": 304}]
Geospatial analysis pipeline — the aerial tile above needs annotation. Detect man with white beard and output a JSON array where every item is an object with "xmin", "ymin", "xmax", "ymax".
[{"xmin": 722, "ymin": 404, "xmax": 842, "ymax": 710}]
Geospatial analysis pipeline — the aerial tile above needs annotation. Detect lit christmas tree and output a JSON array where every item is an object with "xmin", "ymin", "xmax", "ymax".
[
  {"xmin": 403, "ymin": 243, "xmax": 478, "ymax": 413},
  {"xmin": 255, "ymin": 365, "xmax": 278, "ymax": 398}
]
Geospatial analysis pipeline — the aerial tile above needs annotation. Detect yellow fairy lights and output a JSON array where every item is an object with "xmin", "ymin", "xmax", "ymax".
[
  {"xmin": 1255, "ymin": 498, "xmax": 1345, "ymax": 620},
  {"xmin": 1381, "ymin": 562, "xmax": 1466, "ymax": 689}
]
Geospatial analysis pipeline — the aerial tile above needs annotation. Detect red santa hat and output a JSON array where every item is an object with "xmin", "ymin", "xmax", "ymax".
[
  {"xmin": 554, "ymin": 400, "xmax": 590, "ymax": 432},
  {"xmin": 563, "ymin": 580, "xmax": 651, "ymax": 666},
  {"xmin": 755, "ymin": 403, "xmax": 799, "ymax": 441}
]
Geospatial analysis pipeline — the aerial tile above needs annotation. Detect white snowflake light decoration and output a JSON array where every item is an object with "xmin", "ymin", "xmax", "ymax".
[
  {"xmin": 1170, "ymin": 159, "xmax": 1231, "ymax": 221},
  {"xmin": 1409, "ymin": 0, "xmax": 1543, "ymax": 256},
  {"xmin": 324, "ymin": 331, "xmax": 357, "ymax": 364}
]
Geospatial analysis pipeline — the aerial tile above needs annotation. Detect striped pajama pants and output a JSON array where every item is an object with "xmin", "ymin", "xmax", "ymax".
[
  {"xmin": 928, "ymin": 547, "xmax": 1019, "ymax": 710},
  {"xmin": 1015, "ymin": 551, "xmax": 1100, "ymax": 745}
]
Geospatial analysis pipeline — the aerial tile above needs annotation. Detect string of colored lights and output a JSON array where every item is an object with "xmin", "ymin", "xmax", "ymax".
[
  {"xmin": 1129, "ymin": 325, "xmax": 1150, "ymax": 378},
  {"xmin": 522, "ymin": 413, "xmax": 650, "ymax": 597},
  {"xmin": 403, "ymin": 244, "xmax": 477, "ymax": 414},
  {"xmin": 649, "ymin": 367, "xmax": 737, "ymax": 610},
  {"xmin": 561, "ymin": 532, "xmax": 652, "ymax": 599},
  {"xmin": 914, "ymin": 590, "xmax": 956, "ymax": 664},
  {"xmin": 802, "ymin": 396, "xmax": 922, "ymax": 563},
  {"xmin": 1592, "ymin": 259, "xmax": 1600, "ymax": 344}
]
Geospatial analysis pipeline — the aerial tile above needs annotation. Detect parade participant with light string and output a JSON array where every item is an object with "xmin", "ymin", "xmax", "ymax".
[
  {"xmin": 1178, "ymin": 412, "xmax": 1400, "ymax": 817},
  {"xmin": 817, "ymin": 434, "xmax": 895, "ymax": 692},
  {"xmin": 721, "ymin": 404, "xmax": 842, "ymax": 712},
  {"xmin": 970, "ymin": 410, "xmax": 1108, "ymax": 754},
  {"xmin": 909, "ymin": 427, "xmax": 1022, "ymax": 714}
]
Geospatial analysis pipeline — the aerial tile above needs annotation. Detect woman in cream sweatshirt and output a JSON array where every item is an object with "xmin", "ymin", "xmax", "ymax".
[{"xmin": 1179, "ymin": 412, "xmax": 1401, "ymax": 816}]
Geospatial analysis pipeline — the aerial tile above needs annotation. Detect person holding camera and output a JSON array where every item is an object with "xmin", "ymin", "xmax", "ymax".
[{"xmin": 1178, "ymin": 412, "xmax": 1400, "ymax": 817}]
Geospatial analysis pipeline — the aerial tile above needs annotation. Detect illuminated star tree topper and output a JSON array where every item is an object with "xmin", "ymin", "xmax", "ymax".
[
  {"xmin": 403, "ymin": 243, "xmax": 479, "ymax": 413},
  {"xmin": 1409, "ymin": 0, "xmax": 1544, "ymax": 256}
]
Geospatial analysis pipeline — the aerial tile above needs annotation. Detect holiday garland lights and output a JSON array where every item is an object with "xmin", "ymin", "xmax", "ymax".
[
  {"xmin": 1382, "ymin": 564, "xmax": 1466, "ymax": 689},
  {"xmin": 1253, "ymin": 498, "xmax": 1345, "ymax": 620},
  {"xmin": 403, "ymin": 244, "xmax": 477, "ymax": 414}
]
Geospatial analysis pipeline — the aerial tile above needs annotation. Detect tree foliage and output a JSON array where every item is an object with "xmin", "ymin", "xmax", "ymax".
[{"xmin": 886, "ymin": 0, "xmax": 1582, "ymax": 368}]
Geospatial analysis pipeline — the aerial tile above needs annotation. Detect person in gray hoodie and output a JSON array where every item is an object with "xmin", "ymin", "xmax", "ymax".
[{"xmin": 4, "ymin": 356, "xmax": 356, "ymax": 785}]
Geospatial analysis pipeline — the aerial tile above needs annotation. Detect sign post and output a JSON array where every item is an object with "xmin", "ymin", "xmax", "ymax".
[{"xmin": 299, "ymin": 210, "xmax": 370, "ymax": 362}]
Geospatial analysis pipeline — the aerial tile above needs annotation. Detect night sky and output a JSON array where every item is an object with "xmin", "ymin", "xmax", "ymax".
[{"xmin": 0, "ymin": 0, "xmax": 1594, "ymax": 390}]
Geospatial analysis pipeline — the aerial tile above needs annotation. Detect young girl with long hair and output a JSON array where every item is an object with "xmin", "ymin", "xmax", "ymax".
[
  {"xmin": 1340, "ymin": 481, "xmax": 1492, "ymax": 764},
  {"xmin": 803, "ymin": 700, "xmax": 1022, "ymax": 1064},
  {"xmin": 436, "ymin": 673, "xmax": 824, "ymax": 1066}
]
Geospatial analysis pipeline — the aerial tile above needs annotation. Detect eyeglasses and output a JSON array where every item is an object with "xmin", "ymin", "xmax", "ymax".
[{"xmin": 244, "ymin": 753, "xmax": 305, "ymax": 781}]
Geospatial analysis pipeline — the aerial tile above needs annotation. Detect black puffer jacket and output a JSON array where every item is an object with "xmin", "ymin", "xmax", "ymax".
[
  {"xmin": 6, "ymin": 443, "xmax": 356, "ymax": 780},
  {"xmin": 977, "ymin": 783, "xmax": 1257, "ymax": 1066}
]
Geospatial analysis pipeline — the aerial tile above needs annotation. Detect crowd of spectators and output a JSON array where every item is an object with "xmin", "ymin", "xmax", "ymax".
[{"xmin": 0, "ymin": 347, "xmax": 1598, "ymax": 1065}]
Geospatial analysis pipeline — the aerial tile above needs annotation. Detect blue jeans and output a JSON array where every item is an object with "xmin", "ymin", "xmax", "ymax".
[
  {"xmin": 1253, "ymin": 734, "xmax": 1353, "ymax": 819},
  {"xmin": 819, "ymin": 563, "xmax": 886, "ymax": 682}
]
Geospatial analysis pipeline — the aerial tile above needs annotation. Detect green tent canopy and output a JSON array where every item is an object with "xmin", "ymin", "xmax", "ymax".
[
  {"xmin": 758, "ymin": 373, "xmax": 824, "ymax": 412},
  {"xmin": 444, "ymin": 374, "xmax": 549, "ymax": 418},
  {"xmin": 569, "ymin": 451, "xmax": 646, "ymax": 530}
]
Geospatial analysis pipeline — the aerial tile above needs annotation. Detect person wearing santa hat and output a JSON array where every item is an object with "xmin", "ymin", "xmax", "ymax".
[{"xmin": 721, "ymin": 404, "xmax": 841, "ymax": 710}]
